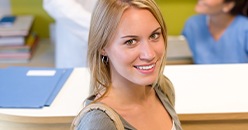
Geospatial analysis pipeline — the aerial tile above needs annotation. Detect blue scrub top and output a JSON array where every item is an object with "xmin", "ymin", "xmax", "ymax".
[{"xmin": 182, "ymin": 14, "xmax": 248, "ymax": 64}]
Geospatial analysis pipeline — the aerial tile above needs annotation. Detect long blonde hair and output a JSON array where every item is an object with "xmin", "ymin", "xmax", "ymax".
[{"xmin": 87, "ymin": 0, "xmax": 175, "ymax": 106}]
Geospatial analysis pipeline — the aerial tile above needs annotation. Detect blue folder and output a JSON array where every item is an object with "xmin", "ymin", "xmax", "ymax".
[
  {"xmin": 0, "ymin": 67, "xmax": 73, "ymax": 108},
  {"xmin": 45, "ymin": 68, "xmax": 73, "ymax": 106}
]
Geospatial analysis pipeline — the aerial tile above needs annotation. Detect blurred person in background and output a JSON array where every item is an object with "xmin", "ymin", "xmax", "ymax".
[
  {"xmin": 182, "ymin": 0, "xmax": 248, "ymax": 64},
  {"xmin": 43, "ymin": 0, "xmax": 97, "ymax": 68}
]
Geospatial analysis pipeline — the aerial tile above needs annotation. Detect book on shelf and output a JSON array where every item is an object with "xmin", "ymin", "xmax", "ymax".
[
  {"xmin": 0, "ymin": 15, "xmax": 16, "ymax": 27},
  {"xmin": 0, "ymin": 33, "xmax": 38, "ymax": 52},
  {"xmin": 0, "ymin": 36, "xmax": 25, "ymax": 46},
  {"xmin": 0, "ymin": 33, "xmax": 39, "ymax": 63},
  {"xmin": 0, "ymin": 15, "xmax": 34, "ymax": 47},
  {"xmin": 0, "ymin": 15, "xmax": 34, "ymax": 37}
]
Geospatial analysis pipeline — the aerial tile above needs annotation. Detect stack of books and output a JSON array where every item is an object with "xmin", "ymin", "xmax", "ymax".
[{"xmin": 0, "ymin": 15, "xmax": 39, "ymax": 63}]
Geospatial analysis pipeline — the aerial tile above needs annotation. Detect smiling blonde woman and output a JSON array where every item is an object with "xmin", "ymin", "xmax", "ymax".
[{"xmin": 72, "ymin": 0, "xmax": 183, "ymax": 130}]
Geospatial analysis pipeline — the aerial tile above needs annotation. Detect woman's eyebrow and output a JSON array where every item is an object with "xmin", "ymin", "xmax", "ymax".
[
  {"xmin": 121, "ymin": 27, "xmax": 161, "ymax": 39},
  {"xmin": 152, "ymin": 27, "xmax": 162, "ymax": 33},
  {"xmin": 121, "ymin": 35, "xmax": 138, "ymax": 39}
]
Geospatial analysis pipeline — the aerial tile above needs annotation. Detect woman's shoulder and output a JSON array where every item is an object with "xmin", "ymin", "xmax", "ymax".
[
  {"xmin": 235, "ymin": 15, "xmax": 248, "ymax": 28},
  {"xmin": 183, "ymin": 14, "xmax": 207, "ymax": 31},
  {"xmin": 185, "ymin": 14, "xmax": 206, "ymax": 24},
  {"xmin": 156, "ymin": 76, "xmax": 174, "ymax": 93},
  {"xmin": 155, "ymin": 76, "xmax": 175, "ymax": 105},
  {"xmin": 231, "ymin": 15, "xmax": 248, "ymax": 34},
  {"xmin": 236, "ymin": 15, "xmax": 248, "ymax": 22},
  {"xmin": 75, "ymin": 109, "xmax": 117, "ymax": 130}
]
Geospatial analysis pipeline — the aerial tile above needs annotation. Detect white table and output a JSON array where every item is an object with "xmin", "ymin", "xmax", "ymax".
[
  {"xmin": 164, "ymin": 63, "xmax": 248, "ymax": 130},
  {"xmin": 1, "ymin": 64, "xmax": 248, "ymax": 130},
  {"xmin": 0, "ymin": 68, "xmax": 90, "ymax": 130}
]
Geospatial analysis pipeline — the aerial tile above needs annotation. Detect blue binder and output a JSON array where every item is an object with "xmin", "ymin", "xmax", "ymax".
[{"xmin": 0, "ymin": 67, "xmax": 73, "ymax": 108}]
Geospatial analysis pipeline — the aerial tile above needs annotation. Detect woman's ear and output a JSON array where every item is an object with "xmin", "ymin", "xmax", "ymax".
[
  {"xmin": 223, "ymin": 1, "xmax": 235, "ymax": 13},
  {"xmin": 101, "ymin": 48, "xmax": 107, "ymax": 56}
]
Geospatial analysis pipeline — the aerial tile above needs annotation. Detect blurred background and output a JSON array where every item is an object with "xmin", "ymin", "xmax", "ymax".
[
  {"xmin": 2, "ymin": 0, "xmax": 197, "ymax": 38},
  {"xmin": 0, "ymin": 0, "xmax": 195, "ymax": 67}
]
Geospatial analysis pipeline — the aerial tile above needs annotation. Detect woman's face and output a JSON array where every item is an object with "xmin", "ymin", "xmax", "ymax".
[
  {"xmin": 104, "ymin": 7, "xmax": 165, "ymax": 87},
  {"xmin": 195, "ymin": 0, "xmax": 231, "ymax": 15}
]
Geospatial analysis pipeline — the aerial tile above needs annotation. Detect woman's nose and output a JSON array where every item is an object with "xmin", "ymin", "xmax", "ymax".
[{"xmin": 139, "ymin": 41, "xmax": 155, "ymax": 61}]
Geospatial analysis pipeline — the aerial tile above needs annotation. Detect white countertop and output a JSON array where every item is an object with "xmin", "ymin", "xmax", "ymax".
[
  {"xmin": 165, "ymin": 64, "xmax": 248, "ymax": 114},
  {"xmin": 1, "ymin": 64, "xmax": 248, "ymax": 118}
]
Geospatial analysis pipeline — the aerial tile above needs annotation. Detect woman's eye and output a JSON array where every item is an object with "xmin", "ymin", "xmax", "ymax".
[
  {"xmin": 150, "ymin": 33, "xmax": 160, "ymax": 40},
  {"xmin": 125, "ymin": 39, "xmax": 137, "ymax": 46}
]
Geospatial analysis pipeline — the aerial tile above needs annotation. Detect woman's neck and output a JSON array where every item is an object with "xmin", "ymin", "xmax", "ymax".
[
  {"xmin": 100, "ymin": 82, "xmax": 155, "ymax": 108},
  {"xmin": 207, "ymin": 13, "xmax": 235, "ymax": 40},
  {"xmin": 208, "ymin": 13, "xmax": 235, "ymax": 28}
]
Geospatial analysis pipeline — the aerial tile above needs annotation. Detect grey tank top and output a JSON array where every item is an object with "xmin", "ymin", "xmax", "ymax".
[{"xmin": 75, "ymin": 86, "xmax": 182, "ymax": 130}]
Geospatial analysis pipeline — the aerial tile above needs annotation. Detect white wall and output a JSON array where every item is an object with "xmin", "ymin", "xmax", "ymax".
[{"xmin": 0, "ymin": 0, "xmax": 11, "ymax": 18}]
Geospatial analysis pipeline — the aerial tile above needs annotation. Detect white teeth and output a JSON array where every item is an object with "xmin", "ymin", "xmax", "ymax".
[{"xmin": 136, "ymin": 64, "xmax": 155, "ymax": 70}]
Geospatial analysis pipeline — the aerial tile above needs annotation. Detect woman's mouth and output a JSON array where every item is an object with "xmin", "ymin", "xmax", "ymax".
[{"xmin": 134, "ymin": 64, "xmax": 155, "ymax": 70}]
